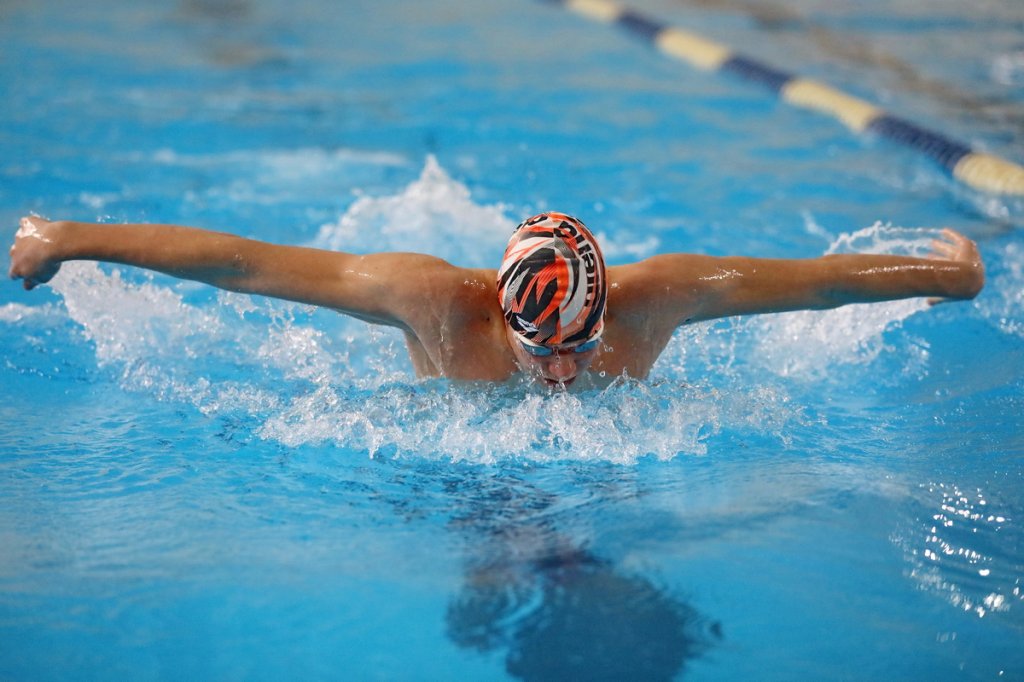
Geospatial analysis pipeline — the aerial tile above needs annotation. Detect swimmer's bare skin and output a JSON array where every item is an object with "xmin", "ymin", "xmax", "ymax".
[{"xmin": 8, "ymin": 217, "xmax": 984, "ymax": 386}]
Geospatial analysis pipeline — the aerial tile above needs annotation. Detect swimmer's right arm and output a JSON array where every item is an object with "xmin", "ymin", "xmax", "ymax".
[{"xmin": 8, "ymin": 217, "xmax": 449, "ymax": 328}]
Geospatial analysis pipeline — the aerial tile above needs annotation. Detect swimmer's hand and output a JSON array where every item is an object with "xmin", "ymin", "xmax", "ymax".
[
  {"xmin": 8, "ymin": 216, "xmax": 63, "ymax": 290},
  {"xmin": 926, "ymin": 228, "xmax": 984, "ymax": 306}
]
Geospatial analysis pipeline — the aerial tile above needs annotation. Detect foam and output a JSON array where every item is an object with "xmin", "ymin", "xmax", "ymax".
[
  {"xmin": 824, "ymin": 222, "xmax": 946, "ymax": 258},
  {"xmin": 0, "ymin": 302, "xmax": 62, "ymax": 323},
  {"xmin": 751, "ymin": 299, "xmax": 929, "ymax": 379},
  {"xmin": 311, "ymin": 155, "xmax": 660, "ymax": 265},
  {"xmin": 750, "ymin": 224, "xmax": 936, "ymax": 379},
  {"xmin": 978, "ymin": 240, "xmax": 1024, "ymax": 339},
  {"xmin": 254, "ymin": 377, "xmax": 797, "ymax": 464},
  {"xmin": 312, "ymin": 155, "xmax": 515, "ymax": 267},
  {"xmin": 52, "ymin": 263, "xmax": 225, "ymax": 366}
]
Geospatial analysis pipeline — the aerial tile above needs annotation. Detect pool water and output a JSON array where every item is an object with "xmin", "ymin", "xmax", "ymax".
[{"xmin": 2, "ymin": 0, "xmax": 1023, "ymax": 679}]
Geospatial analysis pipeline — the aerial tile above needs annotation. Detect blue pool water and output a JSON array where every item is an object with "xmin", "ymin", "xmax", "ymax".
[{"xmin": 2, "ymin": 0, "xmax": 1023, "ymax": 679}]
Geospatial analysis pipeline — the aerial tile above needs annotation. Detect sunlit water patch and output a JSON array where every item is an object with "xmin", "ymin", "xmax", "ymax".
[{"xmin": 895, "ymin": 481, "xmax": 1023, "ymax": 631}]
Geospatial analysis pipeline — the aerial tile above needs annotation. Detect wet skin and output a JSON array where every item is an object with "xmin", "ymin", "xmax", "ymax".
[{"xmin": 9, "ymin": 217, "xmax": 985, "ymax": 389}]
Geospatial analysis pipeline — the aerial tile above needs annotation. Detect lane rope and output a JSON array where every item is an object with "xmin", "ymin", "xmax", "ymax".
[{"xmin": 543, "ymin": 0, "xmax": 1024, "ymax": 196}]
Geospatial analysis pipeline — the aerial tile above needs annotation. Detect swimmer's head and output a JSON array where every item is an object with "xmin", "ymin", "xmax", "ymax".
[{"xmin": 497, "ymin": 212, "xmax": 607, "ymax": 346}]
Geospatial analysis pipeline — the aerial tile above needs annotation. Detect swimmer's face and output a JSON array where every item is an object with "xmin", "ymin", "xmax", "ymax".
[{"xmin": 506, "ymin": 326, "xmax": 601, "ymax": 388}]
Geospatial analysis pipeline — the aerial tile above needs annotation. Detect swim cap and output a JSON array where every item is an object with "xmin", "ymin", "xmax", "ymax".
[{"xmin": 497, "ymin": 212, "xmax": 607, "ymax": 346}]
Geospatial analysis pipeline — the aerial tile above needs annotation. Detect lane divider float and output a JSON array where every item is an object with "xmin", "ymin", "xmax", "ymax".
[{"xmin": 544, "ymin": 0, "xmax": 1024, "ymax": 196}]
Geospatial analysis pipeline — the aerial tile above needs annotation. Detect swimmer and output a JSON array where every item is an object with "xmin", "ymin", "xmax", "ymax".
[{"xmin": 8, "ymin": 212, "xmax": 984, "ymax": 387}]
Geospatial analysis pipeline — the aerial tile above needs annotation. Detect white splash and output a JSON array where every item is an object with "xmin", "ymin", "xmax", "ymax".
[
  {"xmin": 824, "ymin": 222, "xmax": 943, "ymax": 258},
  {"xmin": 751, "ymin": 223, "xmax": 935, "ymax": 379},
  {"xmin": 51, "ymin": 263, "xmax": 224, "ymax": 366},
  {"xmin": 751, "ymin": 299, "xmax": 928, "ymax": 379},
  {"xmin": 311, "ymin": 155, "xmax": 660, "ymax": 266},
  {"xmin": 312, "ymin": 155, "xmax": 515, "ymax": 267},
  {"xmin": 0, "ymin": 302, "xmax": 61, "ymax": 323},
  {"xmin": 978, "ymin": 240, "xmax": 1024, "ymax": 338},
  {"xmin": 253, "ymin": 377, "xmax": 796, "ymax": 464}
]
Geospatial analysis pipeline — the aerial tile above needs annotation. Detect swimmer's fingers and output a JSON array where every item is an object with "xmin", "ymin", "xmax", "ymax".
[
  {"xmin": 12, "ymin": 261, "xmax": 62, "ymax": 290},
  {"xmin": 928, "ymin": 227, "xmax": 964, "ymax": 258},
  {"xmin": 925, "ymin": 227, "xmax": 978, "ymax": 270},
  {"xmin": 8, "ymin": 261, "xmax": 49, "ymax": 291},
  {"xmin": 926, "ymin": 228, "xmax": 984, "ymax": 305},
  {"xmin": 928, "ymin": 237, "xmax": 957, "ymax": 260},
  {"xmin": 929, "ymin": 228, "xmax": 981, "ymax": 264},
  {"xmin": 9, "ymin": 216, "xmax": 61, "ymax": 290}
]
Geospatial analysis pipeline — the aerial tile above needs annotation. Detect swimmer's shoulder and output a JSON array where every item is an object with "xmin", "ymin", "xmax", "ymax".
[
  {"xmin": 453, "ymin": 267, "xmax": 502, "ymax": 324},
  {"xmin": 607, "ymin": 257, "xmax": 700, "ymax": 307},
  {"xmin": 401, "ymin": 264, "xmax": 511, "ymax": 376},
  {"xmin": 405, "ymin": 264, "xmax": 500, "ymax": 326},
  {"xmin": 608, "ymin": 256, "xmax": 709, "ymax": 329}
]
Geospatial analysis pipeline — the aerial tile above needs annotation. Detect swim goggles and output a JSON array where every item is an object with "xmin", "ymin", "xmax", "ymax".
[{"xmin": 515, "ymin": 331, "xmax": 603, "ymax": 357}]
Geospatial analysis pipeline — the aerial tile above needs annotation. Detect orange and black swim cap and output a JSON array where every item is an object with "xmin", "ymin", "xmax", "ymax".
[{"xmin": 497, "ymin": 212, "xmax": 607, "ymax": 346}]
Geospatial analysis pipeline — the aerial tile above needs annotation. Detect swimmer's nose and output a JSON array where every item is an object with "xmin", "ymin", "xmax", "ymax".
[{"xmin": 546, "ymin": 355, "xmax": 577, "ymax": 381}]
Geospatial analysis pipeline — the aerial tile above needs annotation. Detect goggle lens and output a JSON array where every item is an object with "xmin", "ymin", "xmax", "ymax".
[{"xmin": 519, "ymin": 335, "xmax": 601, "ymax": 357}]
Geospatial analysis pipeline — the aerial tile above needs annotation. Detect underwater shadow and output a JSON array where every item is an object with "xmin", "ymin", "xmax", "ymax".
[{"xmin": 442, "ymin": 473, "xmax": 720, "ymax": 681}]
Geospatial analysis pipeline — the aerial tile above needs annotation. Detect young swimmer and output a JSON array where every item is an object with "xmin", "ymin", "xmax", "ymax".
[{"xmin": 8, "ymin": 212, "xmax": 984, "ymax": 388}]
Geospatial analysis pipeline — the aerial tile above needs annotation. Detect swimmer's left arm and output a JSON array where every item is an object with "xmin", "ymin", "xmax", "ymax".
[{"xmin": 636, "ymin": 228, "xmax": 984, "ymax": 325}]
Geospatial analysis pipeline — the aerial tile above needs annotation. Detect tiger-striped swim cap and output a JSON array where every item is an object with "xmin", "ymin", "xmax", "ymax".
[{"xmin": 497, "ymin": 212, "xmax": 607, "ymax": 346}]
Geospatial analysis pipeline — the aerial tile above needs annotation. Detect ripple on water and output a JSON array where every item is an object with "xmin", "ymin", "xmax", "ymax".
[{"xmin": 895, "ymin": 481, "xmax": 1023, "ymax": 625}]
